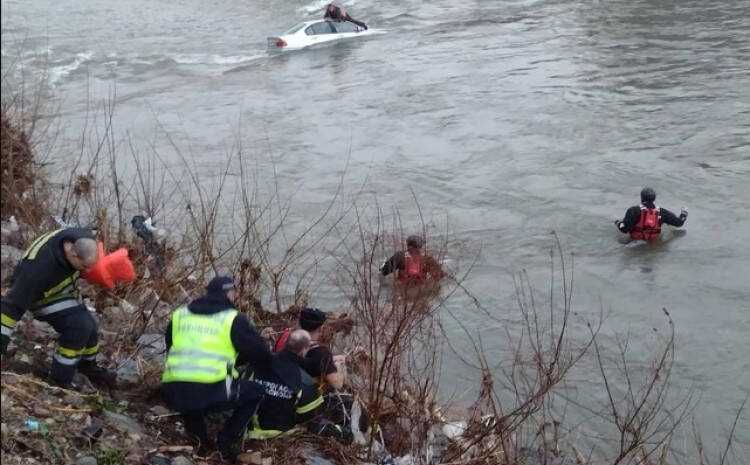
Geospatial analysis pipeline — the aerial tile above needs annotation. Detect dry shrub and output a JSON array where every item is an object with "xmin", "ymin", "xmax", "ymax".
[{"xmin": 0, "ymin": 111, "xmax": 47, "ymax": 227}]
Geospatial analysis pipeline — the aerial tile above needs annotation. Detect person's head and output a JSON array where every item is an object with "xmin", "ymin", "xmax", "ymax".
[
  {"xmin": 299, "ymin": 307, "xmax": 327, "ymax": 333},
  {"xmin": 406, "ymin": 235, "xmax": 424, "ymax": 255},
  {"xmin": 206, "ymin": 276, "xmax": 237, "ymax": 304},
  {"xmin": 286, "ymin": 329, "xmax": 311, "ymax": 357},
  {"xmin": 640, "ymin": 187, "xmax": 656, "ymax": 204},
  {"xmin": 63, "ymin": 238, "xmax": 99, "ymax": 271}
]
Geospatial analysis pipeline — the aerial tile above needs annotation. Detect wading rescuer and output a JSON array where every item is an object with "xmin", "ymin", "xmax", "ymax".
[
  {"xmin": 161, "ymin": 276, "xmax": 269, "ymax": 460},
  {"xmin": 615, "ymin": 187, "xmax": 688, "ymax": 242},
  {"xmin": 380, "ymin": 235, "xmax": 444, "ymax": 286},
  {"xmin": 324, "ymin": 2, "xmax": 368, "ymax": 30},
  {"xmin": 246, "ymin": 329, "xmax": 324, "ymax": 440},
  {"xmin": 0, "ymin": 228, "xmax": 120, "ymax": 388}
]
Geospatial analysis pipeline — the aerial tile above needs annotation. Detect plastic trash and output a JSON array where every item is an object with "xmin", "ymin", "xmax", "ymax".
[
  {"xmin": 25, "ymin": 418, "xmax": 48, "ymax": 435},
  {"xmin": 131, "ymin": 215, "xmax": 164, "ymax": 241},
  {"xmin": 25, "ymin": 418, "xmax": 39, "ymax": 430},
  {"xmin": 130, "ymin": 214, "xmax": 166, "ymax": 275}
]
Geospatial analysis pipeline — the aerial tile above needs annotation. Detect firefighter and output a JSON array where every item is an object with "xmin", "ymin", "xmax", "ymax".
[
  {"xmin": 1, "ymin": 228, "xmax": 116, "ymax": 388},
  {"xmin": 246, "ymin": 329, "xmax": 324, "ymax": 440}
]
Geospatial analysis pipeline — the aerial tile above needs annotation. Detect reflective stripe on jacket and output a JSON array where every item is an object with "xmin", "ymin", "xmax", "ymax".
[
  {"xmin": 245, "ymin": 389, "xmax": 323, "ymax": 440},
  {"xmin": 162, "ymin": 306, "xmax": 239, "ymax": 384},
  {"xmin": 23, "ymin": 229, "xmax": 63, "ymax": 260},
  {"xmin": 24, "ymin": 230, "xmax": 82, "ymax": 313}
]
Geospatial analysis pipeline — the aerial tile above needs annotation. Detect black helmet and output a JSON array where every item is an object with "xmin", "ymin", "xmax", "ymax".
[
  {"xmin": 300, "ymin": 307, "xmax": 327, "ymax": 331},
  {"xmin": 406, "ymin": 235, "xmax": 424, "ymax": 249},
  {"xmin": 206, "ymin": 276, "xmax": 235, "ymax": 295},
  {"xmin": 640, "ymin": 187, "xmax": 656, "ymax": 203}
]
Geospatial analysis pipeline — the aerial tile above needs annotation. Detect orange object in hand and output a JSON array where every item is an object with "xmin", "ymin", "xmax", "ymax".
[{"xmin": 82, "ymin": 242, "xmax": 136, "ymax": 289}]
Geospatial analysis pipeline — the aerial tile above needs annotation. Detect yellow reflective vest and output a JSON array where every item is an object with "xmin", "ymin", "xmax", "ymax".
[{"xmin": 162, "ymin": 306, "xmax": 238, "ymax": 384}]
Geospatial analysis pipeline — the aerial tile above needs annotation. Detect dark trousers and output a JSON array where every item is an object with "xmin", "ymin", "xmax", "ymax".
[
  {"xmin": 165, "ymin": 379, "xmax": 264, "ymax": 448},
  {"xmin": 43, "ymin": 306, "xmax": 99, "ymax": 385}
]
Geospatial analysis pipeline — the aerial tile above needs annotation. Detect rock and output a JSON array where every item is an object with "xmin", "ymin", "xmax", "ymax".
[
  {"xmin": 32, "ymin": 405, "xmax": 50, "ymax": 417},
  {"xmin": 119, "ymin": 299, "xmax": 136, "ymax": 315},
  {"xmin": 71, "ymin": 373, "xmax": 97, "ymax": 394},
  {"xmin": 103, "ymin": 410, "xmax": 144, "ymax": 435},
  {"xmin": 115, "ymin": 359, "xmax": 141, "ymax": 384},
  {"xmin": 238, "ymin": 452, "xmax": 263, "ymax": 464},
  {"xmin": 0, "ymin": 217, "xmax": 22, "ymax": 247},
  {"xmin": 149, "ymin": 405, "xmax": 171, "ymax": 416},
  {"xmin": 147, "ymin": 455, "xmax": 171, "ymax": 465},
  {"xmin": 126, "ymin": 452, "xmax": 144, "ymax": 464},
  {"xmin": 172, "ymin": 457, "xmax": 195, "ymax": 465},
  {"xmin": 29, "ymin": 319, "xmax": 57, "ymax": 338},
  {"xmin": 442, "ymin": 421, "xmax": 466, "ymax": 440},
  {"xmin": 76, "ymin": 456, "xmax": 98, "ymax": 465},
  {"xmin": 1, "ymin": 245, "xmax": 23, "ymax": 281},
  {"xmin": 81, "ymin": 421, "xmax": 103, "ymax": 441},
  {"xmin": 63, "ymin": 393, "xmax": 86, "ymax": 407}
]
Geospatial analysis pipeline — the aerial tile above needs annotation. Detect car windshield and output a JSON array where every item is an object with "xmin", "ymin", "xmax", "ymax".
[{"xmin": 283, "ymin": 23, "xmax": 307, "ymax": 34}]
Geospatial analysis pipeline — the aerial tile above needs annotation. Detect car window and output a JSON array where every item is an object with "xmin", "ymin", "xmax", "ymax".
[
  {"xmin": 331, "ymin": 21, "xmax": 358, "ymax": 33},
  {"xmin": 305, "ymin": 21, "xmax": 335, "ymax": 35},
  {"xmin": 284, "ymin": 23, "xmax": 307, "ymax": 35}
]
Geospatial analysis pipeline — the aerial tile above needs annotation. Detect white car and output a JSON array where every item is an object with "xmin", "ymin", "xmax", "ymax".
[{"xmin": 267, "ymin": 20, "xmax": 375, "ymax": 51}]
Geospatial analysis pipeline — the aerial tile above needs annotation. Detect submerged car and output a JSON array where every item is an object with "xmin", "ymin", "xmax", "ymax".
[{"xmin": 267, "ymin": 20, "xmax": 373, "ymax": 51}]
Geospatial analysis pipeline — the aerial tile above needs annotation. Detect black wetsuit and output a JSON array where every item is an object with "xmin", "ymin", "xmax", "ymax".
[
  {"xmin": 380, "ymin": 250, "xmax": 408, "ymax": 276},
  {"xmin": 617, "ymin": 202, "xmax": 687, "ymax": 233}
]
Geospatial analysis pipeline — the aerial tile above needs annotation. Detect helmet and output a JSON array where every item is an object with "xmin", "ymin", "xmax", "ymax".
[
  {"xmin": 406, "ymin": 235, "xmax": 424, "ymax": 249},
  {"xmin": 640, "ymin": 187, "xmax": 656, "ymax": 203},
  {"xmin": 207, "ymin": 275, "xmax": 235, "ymax": 294},
  {"xmin": 300, "ymin": 307, "xmax": 327, "ymax": 331}
]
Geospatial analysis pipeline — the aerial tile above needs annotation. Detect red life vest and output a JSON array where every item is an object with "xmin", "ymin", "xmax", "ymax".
[
  {"xmin": 398, "ymin": 252, "xmax": 424, "ymax": 284},
  {"xmin": 630, "ymin": 204, "xmax": 662, "ymax": 241},
  {"xmin": 274, "ymin": 327, "xmax": 291, "ymax": 353}
]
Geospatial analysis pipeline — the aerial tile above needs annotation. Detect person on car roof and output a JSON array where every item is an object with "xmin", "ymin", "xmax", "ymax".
[{"xmin": 324, "ymin": 2, "xmax": 368, "ymax": 30}]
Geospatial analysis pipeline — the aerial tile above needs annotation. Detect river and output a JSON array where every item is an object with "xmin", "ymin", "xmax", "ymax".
[{"xmin": 2, "ymin": 0, "xmax": 749, "ymax": 457}]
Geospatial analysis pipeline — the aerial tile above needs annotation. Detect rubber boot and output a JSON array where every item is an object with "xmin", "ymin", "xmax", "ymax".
[{"xmin": 49, "ymin": 357, "xmax": 77, "ymax": 387}]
